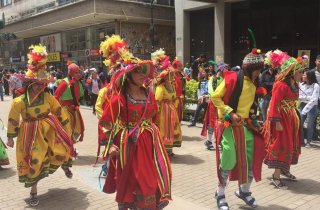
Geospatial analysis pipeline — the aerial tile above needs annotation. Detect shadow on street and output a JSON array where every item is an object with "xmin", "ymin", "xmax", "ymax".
[
  {"xmin": 170, "ymin": 154, "xmax": 204, "ymax": 165},
  {"xmin": 24, "ymin": 187, "xmax": 89, "ymax": 209},
  {"xmin": 182, "ymin": 135, "xmax": 203, "ymax": 142},
  {"xmin": 0, "ymin": 167, "xmax": 16, "ymax": 179}
]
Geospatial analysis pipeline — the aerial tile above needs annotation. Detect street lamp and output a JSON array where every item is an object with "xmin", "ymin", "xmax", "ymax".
[{"xmin": 150, "ymin": 0, "xmax": 156, "ymax": 53}]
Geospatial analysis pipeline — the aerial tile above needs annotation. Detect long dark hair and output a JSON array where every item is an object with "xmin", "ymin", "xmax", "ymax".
[{"xmin": 304, "ymin": 70, "xmax": 318, "ymax": 85}]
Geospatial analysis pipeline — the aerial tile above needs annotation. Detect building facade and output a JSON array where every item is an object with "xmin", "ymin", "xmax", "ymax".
[
  {"xmin": 176, "ymin": 0, "xmax": 320, "ymax": 68},
  {"xmin": 0, "ymin": 0, "xmax": 175, "ymax": 70}
]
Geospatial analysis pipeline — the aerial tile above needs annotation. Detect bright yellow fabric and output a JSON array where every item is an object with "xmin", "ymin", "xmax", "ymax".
[
  {"xmin": 63, "ymin": 107, "xmax": 82, "ymax": 142},
  {"xmin": 211, "ymin": 76, "xmax": 256, "ymax": 119},
  {"xmin": 7, "ymin": 93, "xmax": 69, "ymax": 136},
  {"xmin": 155, "ymin": 84, "xmax": 182, "ymax": 152},
  {"xmin": 7, "ymin": 93, "xmax": 71, "ymax": 187},
  {"xmin": 95, "ymin": 86, "xmax": 108, "ymax": 119}
]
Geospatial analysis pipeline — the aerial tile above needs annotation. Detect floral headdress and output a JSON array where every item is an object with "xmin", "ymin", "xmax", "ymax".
[
  {"xmin": 25, "ymin": 44, "xmax": 49, "ymax": 82},
  {"xmin": 151, "ymin": 48, "xmax": 174, "ymax": 84},
  {"xmin": 265, "ymin": 49, "xmax": 304, "ymax": 82},
  {"xmin": 100, "ymin": 35, "xmax": 154, "ymax": 91}
]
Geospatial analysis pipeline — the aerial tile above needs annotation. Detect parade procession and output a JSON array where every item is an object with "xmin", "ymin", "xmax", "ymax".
[{"xmin": 1, "ymin": 0, "xmax": 320, "ymax": 210}]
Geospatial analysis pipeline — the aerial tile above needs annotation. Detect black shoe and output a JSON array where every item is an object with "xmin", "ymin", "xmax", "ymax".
[
  {"xmin": 204, "ymin": 140, "xmax": 215, "ymax": 150},
  {"xmin": 188, "ymin": 123, "xmax": 196, "ymax": 127}
]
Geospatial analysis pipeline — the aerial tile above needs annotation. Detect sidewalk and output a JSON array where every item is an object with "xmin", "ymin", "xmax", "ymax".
[{"xmin": 1, "ymin": 95, "xmax": 320, "ymax": 210}]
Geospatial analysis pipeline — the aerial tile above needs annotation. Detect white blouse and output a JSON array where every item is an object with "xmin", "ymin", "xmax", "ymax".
[{"xmin": 299, "ymin": 82, "xmax": 320, "ymax": 115}]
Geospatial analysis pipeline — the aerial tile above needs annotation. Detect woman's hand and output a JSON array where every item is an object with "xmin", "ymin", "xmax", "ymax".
[
  {"xmin": 7, "ymin": 137, "xmax": 14, "ymax": 148},
  {"xmin": 275, "ymin": 121, "xmax": 283, "ymax": 131},
  {"xmin": 108, "ymin": 144, "xmax": 119, "ymax": 157},
  {"xmin": 230, "ymin": 112, "xmax": 241, "ymax": 124}
]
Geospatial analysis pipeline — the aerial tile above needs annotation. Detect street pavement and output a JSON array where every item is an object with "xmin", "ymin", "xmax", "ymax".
[{"xmin": 1, "ymin": 94, "xmax": 320, "ymax": 210}]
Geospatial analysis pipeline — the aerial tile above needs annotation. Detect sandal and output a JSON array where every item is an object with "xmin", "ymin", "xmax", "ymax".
[
  {"xmin": 281, "ymin": 171, "xmax": 297, "ymax": 181},
  {"xmin": 29, "ymin": 192, "xmax": 39, "ymax": 207},
  {"xmin": 272, "ymin": 174, "xmax": 288, "ymax": 189},
  {"xmin": 215, "ymin": 192, "xmax": 229, "ymax": 210},
  {"xmin": 157, "ymin": 200, "xmax": 169, "ymax": 210},
  {"xmin": 62, "ymin": 166, "xmax": 73, "ymax": 179},
  {"xmin": 235, "ymin": 189, "xmax": 257, "ymax": 208}
]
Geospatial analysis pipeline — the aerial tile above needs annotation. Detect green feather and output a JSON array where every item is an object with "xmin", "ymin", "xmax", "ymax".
[{"xmin": 248, "ymin": 28, "xmax": 256, "ymax": 49}]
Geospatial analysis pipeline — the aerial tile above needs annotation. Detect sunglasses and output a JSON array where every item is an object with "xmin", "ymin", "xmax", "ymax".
[{"xmin": 133, "ymin": 66, "xmax": 149, "ymax": 75}]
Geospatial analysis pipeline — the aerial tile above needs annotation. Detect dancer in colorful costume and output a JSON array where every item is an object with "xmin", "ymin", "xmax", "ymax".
[
  {"xmin": 212, "ymin": 49, "xmax": 265, "ymax": 210},
  {"xmin": 263, "ymin": 50, "xmax": 303, "ymax": 189},
  {"xmin": 99, "ymin": 35, "xmax": 172, "ymax": 210},
  {"xmin": 201, "ymin": 62, "xmax": 228, "ymax": 150},
  {"xmin": 54, "ymin": 61, "xmax": 85, "ymax": 145},
  {"xmin": 172, "ymin": 57, "xmax": 189, "ymax": 122},
  {"xmin": 154, "ymin": 51, "xmax": 182, "ymax": 157},
  {"xmin": 6, "ymin": 45, "xmax": 75, "ymax": 207}
]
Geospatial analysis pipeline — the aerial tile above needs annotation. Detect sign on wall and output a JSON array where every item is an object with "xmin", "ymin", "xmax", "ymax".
[
  {"xmin": 47, "ymin": 52, "xmax": 61, "ymax": 62},
  {"xmin": 297, "ymin": 50, "xmax": 310, "ymax": 68},
  {"xmin": 40, "ymin": 33, "xmax": 62, "ymax": 53}
]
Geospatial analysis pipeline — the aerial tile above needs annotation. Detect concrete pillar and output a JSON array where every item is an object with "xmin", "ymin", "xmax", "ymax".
[
  {"xmin": 175, "ymin": 0, "xmax": 190, "ymax": 65},
  {"xmin": 115, "ymin": 19, "xmax": 120, "ymax": 35},
  {"xmin": 214, "ymin": 0, "xmax": 225, "ymax": 63},
  {"xmin": 224, "ymin": 2, "xmax": 231, "ymax": 64}
]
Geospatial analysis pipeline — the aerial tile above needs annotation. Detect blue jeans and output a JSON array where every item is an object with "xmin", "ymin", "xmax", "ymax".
[
  {"xmin": 259, "ymin": 94, "xmax": 271, "ymax": 122},
  {"xmin": 192, "ymin": 101, "xmax": 208, "ymax": 124},
  {"xmin": 0, "ymin": 83, "xmax": 3, "ymax": 101},
  {"xmin": 300, "ymin": 103, "xmax": 318, "ymax": 144}
]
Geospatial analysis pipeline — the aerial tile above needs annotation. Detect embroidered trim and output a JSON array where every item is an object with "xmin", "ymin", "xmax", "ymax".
[{"xmin": 126, "ymin": 93, "xmax": 151, "ymax": 104}]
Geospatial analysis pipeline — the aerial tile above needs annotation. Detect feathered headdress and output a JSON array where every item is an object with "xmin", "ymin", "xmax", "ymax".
[
  {"xmin": 264, "ymin": 49, "xmax": 290, "ymax": 68},
  {"xmin": 274, "ymin": 55, "xmax": 304, "ymax": 82},
  {"xmin": 100, "ymin": 35, "xmax": 136, "ymax": 72},
  {"xmin": 25, "ymin": 44, "xmax": 49, "ymax": 81},
  {"xmin": 100, "ymin": 35, "xmax": 155, "ymax": 92}
]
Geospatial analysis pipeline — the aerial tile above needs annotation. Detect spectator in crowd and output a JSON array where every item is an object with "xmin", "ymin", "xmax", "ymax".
[
  {"xmin": 9, "ymin": 69, "xmax": 23, "ymax": 99},
  {"xmin": 191, "ymin": 54, "xmax": 207, "ymax": 81},
  {"xmin": 189, "ymin": 69, "xmax": 209, "ymax": 127},
  {"xmin": 259, "ymin": 65, "xmax": 278, "ymax": 121},
  {"xmin": 184, "ymin": 62, "xmax": 191, "ymax": 78},
  {"xmin": 299, "ymin": 69, "xmax": 320, "ymax": 147},
  {"xmin": 55, "ymin": 68, "xmax": 64, "ymax": 79},
  {"xmin": 312, "ymin": 55, "xmax": 320, "ymax": 83},
  {"xmin": 47, "ymin": 72, "xmax": 57, "ymax": 95},
  {"xmin": 311, "ymin": 55, "xmax": 320, "ymax": 141},
  {"xmin": 87, "ymin": 69, "xmax": 102, "ymax": 114},
  {"xmin": 0, "ymin": 70, "xmax": 4, "ymax": 101},
  {"xmin": 4, "ymin": 73, "xmax": 10, "ymax": 96},
  {"xmin": 98, "ymin": 67, "xmax": 106, "ymax": 85}
]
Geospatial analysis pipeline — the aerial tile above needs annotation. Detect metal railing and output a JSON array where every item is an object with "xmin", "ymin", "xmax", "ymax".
[{"xmin": 120, "ymin": 0, "xmax": 174, "ymax": 6}]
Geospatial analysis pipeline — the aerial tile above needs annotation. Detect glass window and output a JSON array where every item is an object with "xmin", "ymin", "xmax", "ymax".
[
  {"xmin": 1, "ymin": 0, "xmax": 12, "ymax": 7},
  {"xmin": 66, "ymin": 30, "xmax": 87, "ymax": 51}
]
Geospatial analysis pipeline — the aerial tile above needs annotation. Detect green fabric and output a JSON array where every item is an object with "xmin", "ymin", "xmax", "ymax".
[
  {"xmin": 208, "ymin": 77, "xmax": 215, "ymax": 96},
  {"xmin": 60, "ymin": 78, "xmax": 84, "ymax": 101},
  {"xmin": 220, "ymin": 125, "xmax": 254, "ymax": 170},
  {"xmin": 0, "ymin": 140, "xmax": 8, "ymax": 161}
]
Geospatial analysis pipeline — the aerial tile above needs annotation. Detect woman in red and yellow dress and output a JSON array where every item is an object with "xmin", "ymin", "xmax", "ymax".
[
  {"xmin": 264, "ymin": 51, "xmax": 303, "ymax": 189},
  {"xmin": 155, "ymin": 68, "xmax": 182, "ymax": 156},
  {"xmin": 172, "ymin": 57, "xmax": 188, "ymax": 122},
  {"xmin": 6, "ymin": 45, "xmax": 75, "ymax": 207},
  {"xmin": 99, "ymin": 35, "xmax": 171, "ymax": 210}
]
